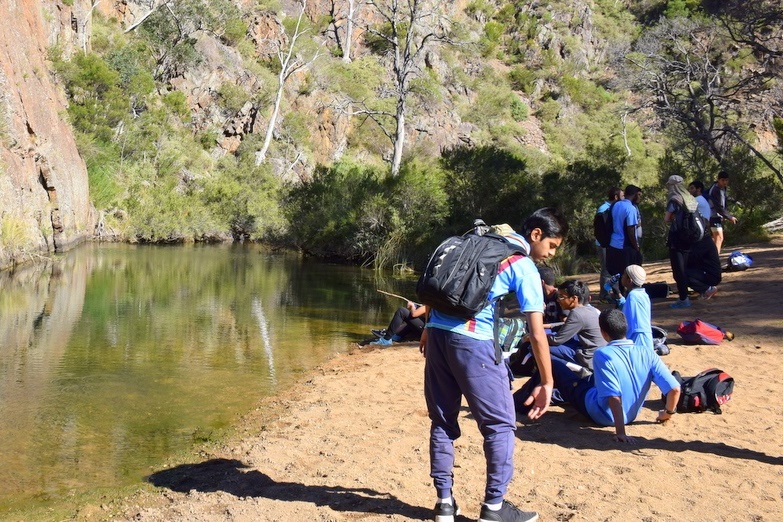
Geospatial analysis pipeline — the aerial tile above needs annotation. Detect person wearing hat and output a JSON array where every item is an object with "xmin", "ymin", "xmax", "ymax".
[
  {"xmin": 514, "ymin": 309, "xmax": 681, "ymax": 443},
  {"xmin": 621, "ymin": 265, "xmax": 653, "ymax": 352},
  {"xmin": 664, "ymin": 175, "xmax": 701, "ymax": 309}
]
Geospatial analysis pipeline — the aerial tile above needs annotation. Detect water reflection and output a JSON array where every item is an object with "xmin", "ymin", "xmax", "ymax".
[{"xmin": 0, "ymin": 243, "xmax": 417, "ymax": 511}]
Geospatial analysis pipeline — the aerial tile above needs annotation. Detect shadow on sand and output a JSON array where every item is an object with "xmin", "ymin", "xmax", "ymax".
[
  {"xmin": 147, "ymin": 458, "xmax": 434, "ymax": 519},
  {"xmin": 516, "ymin": 408, "xmax": 782, "ymax": 466}
]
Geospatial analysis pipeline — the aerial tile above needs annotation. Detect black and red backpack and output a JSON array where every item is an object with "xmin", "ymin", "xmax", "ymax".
[{"xmin": 668, "ymin": 368, "xmax": 735, "ymax": 414}]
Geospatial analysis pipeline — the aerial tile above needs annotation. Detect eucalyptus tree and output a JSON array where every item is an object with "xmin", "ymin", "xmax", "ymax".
[
  {"xmin": 356, "ymin": 0, "xmax": 454, "ymax": 177},
  {"xmin": 328, "ymin": 0, "xmax": 361, "ymax": 62},
  {"xmin": 624, "ymin": 17, "xmax": 782, "ymax": 184},
  {"xmin": 713, "ymin": 0, "xmax": 783, "ymax": 59},
  {"xmin": 256, "ymin": 0, "xmax": 323, "ymax": 164},
  {"xmin": 129, "ymin": 0, "xmax": 244, "ymax": 83}
]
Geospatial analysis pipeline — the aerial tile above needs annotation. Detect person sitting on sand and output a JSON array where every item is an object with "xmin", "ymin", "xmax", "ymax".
[
  {"xmin": 371, "ymin": 301, "xmax": 428, "ymax": 346},
  {"xmin": 685, "ymin": 234, "xmax": 721, "ymax": 300},
  {"xmin": 544, "ymin": 279, "xmax": 604, "ymax": 372},
  {"xmin": 538, "ymin": 266, "xmax": 563, "ymax": 326},
  {"xmin": 621, "ymin": 265, "xmax": 653, "ymax": 352},
  {"xmin": 514, "ymin": 308, "xmax": 681, "ymax": 443}
]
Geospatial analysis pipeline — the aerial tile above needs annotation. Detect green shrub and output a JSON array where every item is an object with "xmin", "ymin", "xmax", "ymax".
[
  {"xmin": 222, "ymin": 17, "xmax": 248, "ymax": 46},
  {"xmin": 202, "ymin": 156, "xmax": 284, "ymax": 241},
  {"xmin": 282, "ymin": 160, "xmax": 388, "ymax": 261},
  {"xmin": 440, "ymin": 145, "xmax": 541, "ymax": 231},
  {"xmin": 536, "ymin": 99, "xmax": 561, "ymax": 122},
  {"xmin": 561, "ymin": 76, "xmax": 613, "ymax": 112},
  {"xmin": 508, "ymin": 66, "xmax": 537, "ymax": 94},
  {"xmin": 465, "ymin": 0, "xmax": 497, "ymax": 21},
  {"xmin": 510, "ymin": 97, "xmax": 528, "ymax": 121},
  {"xmin": 217, "ymin": 83, "xmax": 249, "ymax": 114},
  {"xmin": 1, "ymin": 216, "xmax": 32, "ymax": 253},
  {"xmin": 57, "ymin": 53, "xmax": 128, "ymax": 143},
  {"xmin": 480, "ymin": 21, "xmax": 505, "ymax": 56}
]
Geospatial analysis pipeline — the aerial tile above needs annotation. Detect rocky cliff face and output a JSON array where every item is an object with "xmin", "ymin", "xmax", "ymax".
[{"xmin": 0, "ymin": 0, "xmax": 95, "ymax": 270}]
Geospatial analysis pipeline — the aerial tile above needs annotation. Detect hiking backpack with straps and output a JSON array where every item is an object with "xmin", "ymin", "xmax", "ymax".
[
  {"xmin": 667, "ymin": 368, "xmax": 735, "ymax": 414},
  {"xmin": 416, "ymin": 231, "xmax": 525, "ymax": 321},
  {"xmin": 593, "ymin": 202, "xmax": 615, "ymax": 248},
  {"xmin": 669, "ymin": 204, "xmax": 708, "ymax": 250}
]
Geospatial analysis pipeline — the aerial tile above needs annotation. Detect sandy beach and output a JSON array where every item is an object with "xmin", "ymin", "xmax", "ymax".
[{"xmin": 103, "ymin": 237, "xmax": 783, "ymax": 522}]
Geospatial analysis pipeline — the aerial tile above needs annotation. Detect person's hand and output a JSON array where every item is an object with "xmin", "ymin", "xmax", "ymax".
[
  {"xmin": 656, "ymin": 410, "xmax": 674, "ymax": 423},
  {"xmin": 419, "ymin": 329, "xmax": 428, "ymax": 356},
  {"xmin": 614, "ymin": 433, "xmax": 636, "ymax": 444},
  {"xmin": 522, "ymin": 383, "xmax": 552, "ymax": 420},
  {"xmin": 730, "ymin": 216, "xmax": 738, "ymax": 225}
]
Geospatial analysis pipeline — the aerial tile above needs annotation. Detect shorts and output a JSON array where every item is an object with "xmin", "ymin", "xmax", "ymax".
[{"xmin": 709, "ymin": 216, "xmax": 723, "ymax": 231}]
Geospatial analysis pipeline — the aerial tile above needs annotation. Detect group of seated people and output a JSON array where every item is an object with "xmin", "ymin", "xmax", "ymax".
[
  {"xmin": 514, "ymin": 307, "xmax": 681, "ymax": 441},
  {"xmin": 370, "ymin": 261, "xmax": 680, "ymax": 439},
  {"xmin": 510, "ymin": 263, "xmax": 682, "ymax": 440}
]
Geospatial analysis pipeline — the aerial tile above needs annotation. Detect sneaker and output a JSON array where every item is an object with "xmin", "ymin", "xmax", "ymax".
[
  {"xmin": 371, "ymin": 328, "xmax": 386, "ymax": 338},
  {"xmin": 369, "ymin": 337, "xmax": 393, "ymax": 346},
  {"xmin": 478, "ymin": 500, "xmax": 539, "ymax": 522},
  {"xmin": 669, "ymin": 298, "xmax": 691, "ymax": 309},
  {"xmin": 701, "ymin": 286, "xmax": 718, "ymax": 300},
  {"xmin": 434, "ymin": 499, "xmax": 460, "ymax": 522}
]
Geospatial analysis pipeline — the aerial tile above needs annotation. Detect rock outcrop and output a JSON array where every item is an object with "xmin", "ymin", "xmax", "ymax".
[{"xmin": 0, "ymin": 0, "xmax": 95, "ymax": 270}]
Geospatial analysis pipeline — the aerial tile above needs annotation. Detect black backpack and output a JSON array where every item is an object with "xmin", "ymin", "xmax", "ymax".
[
  {"xmin": 416, "ymin": 232, "xmax": 525, "ymax": 321},
  {"xmin": 669, "ymin": 205, "xmax": 708, "ymax": 250},
  {"xmin": 667, "ymin": 368, "xmax": 735, "ymax": 414},
  {"xmin": 593, "ymin": 202, "xmax": 615, "ymax": 248}
]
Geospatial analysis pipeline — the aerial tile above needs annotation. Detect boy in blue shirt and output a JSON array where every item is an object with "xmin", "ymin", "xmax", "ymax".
[
  {"xmin": 606, "ymin": 186, "xmax": 642, "ymax": 295},
  {"xmin": 423, "ymin": 208, "xmax": 568, "ymax": 522},
  {"xmin": 621, "ymin": 265, "xmax": 653, "ymax": 352},
  {"xmin": 515, "ymin": 309, "xmax": 681, "ymax": 443}
]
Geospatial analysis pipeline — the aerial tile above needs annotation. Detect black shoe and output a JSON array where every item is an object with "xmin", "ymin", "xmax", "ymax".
[
  {"xmin": 434, "ymin": 499, "xmax": 460, "ymax": 522},
  {"xmin": 371, "ymin": 329, "xmax": 386, "ymax": 338},
  {"xmin": 478, "ymin": 500, "xmax": 538, "ymax": 522}
]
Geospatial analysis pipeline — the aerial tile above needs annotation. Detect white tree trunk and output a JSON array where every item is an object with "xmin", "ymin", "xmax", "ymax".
[
  {"xmin": 390, "ymin": 97, "xmax": 405, "ymax": 177},
  {"xmin": 256, "ymin": 73, "xmax": 285, "ymax": 165},
  {"xmin": 342, "ymin": 0, "xmax": 355, "ymax": 63},
  {"xmin": 257, "ymin": 0, "xmax": 313, "ymax": 165}
]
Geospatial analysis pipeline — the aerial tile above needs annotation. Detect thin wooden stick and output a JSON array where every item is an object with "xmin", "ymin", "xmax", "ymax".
[{"xmin": 376, "ymin": 289, "xmax": 414, "ymax": 302}]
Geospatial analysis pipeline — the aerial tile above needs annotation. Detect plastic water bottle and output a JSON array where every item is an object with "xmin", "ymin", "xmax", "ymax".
[{"xmin": 604, "ymin": 273, "xmax": 621, "ymax": 293}]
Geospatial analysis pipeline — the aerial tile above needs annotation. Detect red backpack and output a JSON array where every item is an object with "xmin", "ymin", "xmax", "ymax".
[{"xmin": 676, "ymin": 319, "xmax": 725, "ymax": 345}]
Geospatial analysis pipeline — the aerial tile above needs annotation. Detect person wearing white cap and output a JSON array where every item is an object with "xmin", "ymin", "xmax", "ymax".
[{"xmin": 621, "ymin": 265, "xmax": 653, "ymax": 352}]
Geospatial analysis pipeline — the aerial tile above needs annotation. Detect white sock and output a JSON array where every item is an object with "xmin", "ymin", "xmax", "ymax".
[
  {"xmin": 484, "ymin": 501, "xmax": 502, "ymax": 511},
  {"xmin": 438, "ymin": 497, "xmax": 452, "ymax": 505}
]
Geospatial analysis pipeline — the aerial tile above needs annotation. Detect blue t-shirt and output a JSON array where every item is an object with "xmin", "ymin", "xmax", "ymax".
[
  {"xmin": 695, "ymin": 195, "xmax": 711, "ymax": 222},
  {"xmin": 609, "ymin": 200, "xmax": 639, "ymax": 250},
  {"xmin": 427, "ymin": 236, "xmax": 544, "ymax": 340},
  {"xmin": 584, "ymin": 339, "xmax": 680, "ymax": 426},
  {"xmin": 623, "ymin": 288, "xmax": 653, "ymax": 352}
]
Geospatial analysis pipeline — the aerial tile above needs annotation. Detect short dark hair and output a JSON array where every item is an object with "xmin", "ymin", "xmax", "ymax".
[
  {"xmin": 538, "ymin": 266, "xmax": 556, "ymax": 286},
  {"xmin": 624, "ymin": 185, "xmax": 641, "ymax": 199},
  {"xmin": 718, "ymin": 170, "xmax": 729, "ymax": 180},
  {"xmin": 599, "ymin": 309, "xmax": 627, "ymax": 340},
  {"xmin": 521, "ymin": 207, "xmax": 569, "ymax": 240},
  {"xmin": 558, "ymin": 279, "xmax": 589, "ymax": 305},
  {"xmin": 690, "ymin": 180, "xmax": 704, "ymax": 192},
  {"xmin": 607, "ymin": 187, "xmax": 622, "ymax": 200}
]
